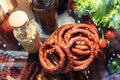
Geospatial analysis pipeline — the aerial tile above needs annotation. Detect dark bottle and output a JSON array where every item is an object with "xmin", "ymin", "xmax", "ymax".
[
  {"xmin": 105, "ymin": 32, "xmax": 120, "ymax": 75},
  {"xmin": 30, "ymin": 0, "xmax": 58, "ymax": 34}
]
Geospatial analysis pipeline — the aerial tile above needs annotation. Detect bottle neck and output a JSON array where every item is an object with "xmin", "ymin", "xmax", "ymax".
[
  {"xmin": 32, "ymin": 0, "xmax": 54, "ymax": 9},
  {"xmin": 32, "ymin": 0, "xmax": 43, "ymax": 8}
]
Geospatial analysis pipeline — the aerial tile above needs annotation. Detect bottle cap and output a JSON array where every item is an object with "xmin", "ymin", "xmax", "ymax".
[{"xmin": 9, "ymin": 11, "xmax": 28, "ymax": 28}]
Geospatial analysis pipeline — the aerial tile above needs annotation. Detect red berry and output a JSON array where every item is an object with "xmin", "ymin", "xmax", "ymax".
[
  {"xmin": 99, "ymin": 38, "xmax": 107, "ymax": 48},
  {"xmin": 70, "ymin": 1, "xmax": 76, "ymax": 11},
  {"xmin": 105, "ymin": 29, "xmax": 115, "ymax": 39}
]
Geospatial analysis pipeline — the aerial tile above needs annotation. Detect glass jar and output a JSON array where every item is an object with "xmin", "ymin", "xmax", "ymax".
[{"xmin": 9, "ymin": 11, "xmax": 41, "ymax": 54}]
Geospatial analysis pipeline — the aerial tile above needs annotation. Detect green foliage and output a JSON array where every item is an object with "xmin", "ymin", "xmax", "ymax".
[{"xmin": 74, "ymin": 0, "xmax": 120, "ymax": 29}]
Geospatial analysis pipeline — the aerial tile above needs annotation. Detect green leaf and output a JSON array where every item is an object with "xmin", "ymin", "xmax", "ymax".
[{"xmin": 74, "ymin": 0, "xmax": 120, "ymax": 29}]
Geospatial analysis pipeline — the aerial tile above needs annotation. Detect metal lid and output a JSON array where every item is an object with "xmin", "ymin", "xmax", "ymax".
[{"xmin": 9, "ymin": 11, "xmax": 28, "ymax": 28}]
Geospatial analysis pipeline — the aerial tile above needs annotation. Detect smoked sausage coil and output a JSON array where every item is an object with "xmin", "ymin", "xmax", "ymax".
[{"xmin": 39, "ymin": 23, "xmax": 100, "ymax": 73}]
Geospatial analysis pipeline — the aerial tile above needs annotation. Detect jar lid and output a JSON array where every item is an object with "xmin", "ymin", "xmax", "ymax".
[{"xmin": 9, "ymin": 11, "xmax": 28, "ymax": 28}]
